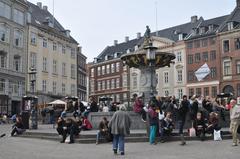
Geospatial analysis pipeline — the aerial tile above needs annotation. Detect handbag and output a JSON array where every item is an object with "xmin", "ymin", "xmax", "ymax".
[
  {"xmin": 214, "ymin": 130, "xmax": 222, "ymax": 141},
  {"xmin": 159, "ymin": 112, "xmax": 165, "ymax": 120},
  {"xmin": 65, "ymin": 135, "xmax": 70, "ymax": 143},
  {"xmin": 189, "ymin": 127, "xmax": 196, "ymax": 137},
  {"xmin": 237, "ymin": 125, "xmax": 240, "ymax": 134}
]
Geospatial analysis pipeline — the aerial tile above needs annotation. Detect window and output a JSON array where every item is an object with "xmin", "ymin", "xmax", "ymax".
[
  {"xmin": 71, "ymin": 84, "xmax": 75, "ymax": 95},
  {"xmin": 0, "ymin": 2, "xmax": 11, "ymax": 19},
  {"xmin": 210, "ymin": 67, "xmax": 217, "ymax": 78},
  {"xmin": 188, "ymin": 71, "xmax": 194, "ymax": 81},
  {"xmin": 53, "ymin": 42, "xmax": 57, "ymax": 51},
  {"xmin": 42, "ymin": 80, "xmax": 47, "ymax": 93},
  {"xmin": 188, "ymin": 55, "xmax": 193, "ymax": 64},
  {"xmin": 52, "ymin": 81, "xmax": 57, "ymax": 94},
  {"xmin": 71, "ymin": 64, "xmax": 76, "ymax": 78},
  {"xmin": 202, "ymin": 39, "xmax": 208, "ymax": 47},
  {"xmin": 97, "ymin": 67, "xmax": 101, "ymax": 76},
  {"xmin": 164, "ymin": 72, "xmax": 169, "ymax": 84},
  {"xmin": 53, "ymin": 60, "xmax": 57, "ymax": 74},
  {"xmin": 227, "ymin": 22, "xmax": 234, "ymax": 31},
  {"xmin": 194, "ymin": 40, "xmax": 200, "ymax": 48},
  {"xmin": 237, "ymin": 84, "xmax": 240, "ymax": 97},
  {"xmin": 164, "ymin": 90, "xmax": 169, "ymax": 97},
  {"xmin": 223, "ymin": 61, "xmax": 231, "ymax": 76},
  {"xmin": 62, "ymin": 83, "xmax": 66, "ymax": 95},
  {"xmin": 236, "ymin": 61, "xmax": 240, "ymax": 74},
  {"xmin": 116, "ymin": 62, "xmax": 120, "ymax": 72},
  {"xmin": 62, "ymin": 46, "xmax": 66, "ymax": 54},
  {"xmin": 178, "ymin": 34, "xmax": 183, "ymax": 41},
  {"xmin": 98, "ymin": 81, "xmax": 101, "ymax": 91},
  {"xmin": 91, "ymin": 68, "xmax": 94, "ymax": 77},
  {"xmin": 223, "ymin": 40, "xmax": 230, "ymax": 52},
  {"xmin": 0, "ymin": 54, "xmax": 7, "ymax": 68},
  {"xmin": 13, "ymin": 9, "xmax": 24, "ymax": 25},
  {"xmin": 102, "ymin": 80, "xmax": 105, "ymax": 90},
  {"xmin": 116, "ymin": 78, "xmax": 120, "ymax": 88},
  {"xmin": 106, "ymin": 80, "xmax": 110, "ymax": 90},
  {"xmin": 177, "ymin": 70, "xmax": 183, "ymax": 82},
  {"xmin": 177, "ymin": 52, "xmax": 182, "ymax": 62},
  {"xmin": 209, "ymin": 37, "xmax": 216, "ymax": 45},
  {"xmin": 30, "ymin": 32, "xmax": 37, "ymax": 45},
  {"xmin": 187, "ymin": 42, "xmax": 193, "ymax": 49},
  {"xmin": 13, "ymin": 56, "xmax": 21, "ymax": 72},
  {"xmin": 14, "ymin": 30, "xmax": 23, "ymax": 47},
  {"xmin": 235, "ymin": 38, "xmax": 240, "ymax": 50},
  {"xmin": 202, "ymin": 52, "xmax": 208, "ymax": 61},
  {"xmin": 62, "ymin": 63, "xmax": 66, "ymax": 76},
  {"xmin": 208, "ymin": 25, "xmax": 214, "ymax": 32},
  {"xmin": 111, "ymin": 63, "xmax": 115, "ymax": 73},
  {"xmin": 204, "ymin": 87, "xmax": 209, "ymax": 97},
  {"xmin": 189, "ymin": 88, "xmax": 194, "ymax": 97},
  {"xmin": 195, "ymin": 53, "xmax": 201, "ymax": 63},
  {"xmin": 122, "ymin": 74, "xmax": 128, "ymax": 87},
  {"xmin": 71, "ymin": 48, "xmax": 75, "ymax": 58},
  {"xmin": 211, "ymin": 86, "xmax": 217, "ymax": 98},
  {"xmin": 0, "ymin": 79, "xmax": 5, "ymax": 92},
  {"xmin": 196, "ymin": 88, "xmax": 202, "ymax": 96},
  {"xmin": 0, "ymin": 24, "xmax": 10, "ymax": 42},
  {"xmin": 42, "ymin": 57, "xmax": 47, "ymax": 72},
  {"xmin": 90, "ymin": 81, "xmax": 95, "ymax": 93},
  {"xmin": 210, "ymin": 50, "xmax": 216, "ymax": 60},
  {"xmin": 178, "ymin": 89, "xmax": 183, "ymax": 99},
  {"xmin": 43, "ymin": 38, "xmax": 47, "ymax": 48},
  {"xmin": 101, "ymin": 65, "xmax": 105, "ymax": 75},
  {"xmin": 106, "ymin": 65, "xmax": 110, "ymax": 74},
  {"xmin": 111, "ymin": 79, "xmax": 115, "ymax": 89}
]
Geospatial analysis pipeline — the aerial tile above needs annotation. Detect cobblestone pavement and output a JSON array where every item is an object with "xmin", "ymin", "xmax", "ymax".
[{"xmin": 0, "ymin": 124, "xmax": 240, "ymax": 159}]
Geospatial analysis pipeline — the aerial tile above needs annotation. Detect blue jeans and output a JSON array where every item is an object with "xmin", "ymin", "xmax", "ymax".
[
  {"xmin": 113, "ymin": 134, "xmax": 125, "ymax": 153},
  {"xmin": 96, "ymin": 131, "xmax": 103, "ymax": 142},
  {"xmin": 149, "ymin": 125, "xmax": 157, "ymax": 144}
]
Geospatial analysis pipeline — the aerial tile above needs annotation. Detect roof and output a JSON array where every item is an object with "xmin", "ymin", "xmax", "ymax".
[{"xmin": 27, "ymin": 2, "xmax": 78, "ymax": 44}]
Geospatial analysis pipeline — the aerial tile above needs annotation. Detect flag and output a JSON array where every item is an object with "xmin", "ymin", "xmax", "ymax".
[{"xmin": 194, "ymin": 63, "xmax": 211, "ymax": 81}]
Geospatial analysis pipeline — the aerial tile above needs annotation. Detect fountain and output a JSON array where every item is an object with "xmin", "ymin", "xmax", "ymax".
[{"xmin": 121, "ymin": 26, "xmax": 176, "ymax": 105}]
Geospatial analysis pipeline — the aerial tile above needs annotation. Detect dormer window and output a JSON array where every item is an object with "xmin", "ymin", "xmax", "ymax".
[
  {"xmin": 126, "ymin": 49, "xmax": 131, "ymax": 53},
  {"xmin": 114, "ymin": 52, "xmax": 121, "ymax": 58},
  {"xmin": 227, "ymin": 22, "xmax": 234, "ymax": 31},
  {"xmin": 178, "ymin": 34, "xmax": 183, "ymax": 41},
  {"xmin": 208, "ymin": 25, "xmax": 214, "ymax": 32},
  {"xmin": 105, "ymin": 55, "xmax": 109, "ymax": 60},
  {"xmin": 200, "ymin": 27, "xmax": 206, "ymax": 34}
]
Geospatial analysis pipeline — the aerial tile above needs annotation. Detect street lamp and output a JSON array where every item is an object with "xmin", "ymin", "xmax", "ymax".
[{"xmin": 28, "ymin": 67, "xmax": 38, "ymax": 129}]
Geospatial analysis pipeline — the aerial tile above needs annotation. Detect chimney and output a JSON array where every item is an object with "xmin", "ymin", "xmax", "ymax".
[
  {"xmin": 114, "ymin": 40, "xmax": 118, "ymax": 46},
  {"xmin": 137, "ymin": 32, "xmax": 141, "ymax": 39},
  {"xmin": 237, "ymin": 0, "xmax": 240, "ymax": 7},
  {"xmin": 37, "ymin": 2, "xmax": 42, "ymax": 9},
  {"xmin": 43, "ymin": 5, "xmax": 48, "ymax": 11},
  {"xmin": 125, "ymin": 36, "xmax": 129, "ymax": 42},
  {"xmin": 191, "ymin": 16, "xmax": 198, "ymax": 23}
]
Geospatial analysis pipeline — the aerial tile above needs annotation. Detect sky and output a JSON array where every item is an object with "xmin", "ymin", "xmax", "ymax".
[{"xmin": 28, "ymin": 0, "xmax": 236, "ymax": 62}]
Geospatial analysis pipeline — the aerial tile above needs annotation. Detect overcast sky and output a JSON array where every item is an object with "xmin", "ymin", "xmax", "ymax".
[{"xmin": 28, "ymin": 0, "xmax": 236, "ymax": 62}]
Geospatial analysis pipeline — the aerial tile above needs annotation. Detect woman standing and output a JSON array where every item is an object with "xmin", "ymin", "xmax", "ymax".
[{"xmin": 108, "ymin": 105, "xmax": 131, "ymax": 156}]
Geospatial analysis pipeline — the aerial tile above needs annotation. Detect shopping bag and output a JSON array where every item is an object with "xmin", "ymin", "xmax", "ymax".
[
  {"xmin": 214, "ymin": 130, "xmax": 222, "ymax": 141},
  {"xmin": 158, "ymin": 112, "xmax": 165, "ymax": 120},
  {"xmin": 189, "ymin": 127, "xmax": 196, "ymax": 137},
  {"xmin": 65, "ymin": 135, "xmax": 70, "ymax": 143}
]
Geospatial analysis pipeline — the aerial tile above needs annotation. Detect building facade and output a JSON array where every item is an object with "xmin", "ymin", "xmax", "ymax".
[
  {"xmin": 77, "ymin": 47, "xmax": 87, "ymax": 101},
  {"xmin": 219, "ymin": 1, "xmax": 240, "ymax": 96},
  {"xmin": 0, "ymin": 0, "xmax": 28, "ymax": 115},
  {"xmin": 26, "ymin": 2, "xmax": 78, "ymax": 105}
]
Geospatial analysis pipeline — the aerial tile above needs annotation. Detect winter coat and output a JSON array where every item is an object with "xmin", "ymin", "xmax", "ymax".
[
  {"xmin": 177, "ymin": 100, "xmax": 189, "ymax": 121},
  {"xmin": 230, "ymin": 105, "xmax": 240, "ymax": 121},
  {"xmin": 133, "ymin": 99, "xmax": 144, "ymax": 113},
  {"xmin": 148, "ymin": 107, "xmax": 158, "ymax": 126},
  {"xmin": 108, "ymin": 110, "xmax": 131, "ymax": 136}
]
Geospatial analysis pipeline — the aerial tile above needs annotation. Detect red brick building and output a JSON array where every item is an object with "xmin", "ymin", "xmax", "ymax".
[{"xmin": 186, "ymin": 16, "xmax": 228, "ymax": 98}]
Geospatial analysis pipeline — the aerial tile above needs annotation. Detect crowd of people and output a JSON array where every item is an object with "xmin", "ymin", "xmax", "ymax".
[{"xmin": 133, "ymin": 94, "xmax": 240, "ymax": 146}]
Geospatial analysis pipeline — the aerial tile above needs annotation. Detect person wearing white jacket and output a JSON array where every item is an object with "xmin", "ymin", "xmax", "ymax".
[{"xmin": 230, "ymin": 99, "xmax": 240, "ymax": 146}]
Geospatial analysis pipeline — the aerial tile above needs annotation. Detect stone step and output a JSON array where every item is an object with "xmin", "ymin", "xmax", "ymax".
[{"xmin": 17, "ymin": 131, "xmax": 232, "ymax": 144}]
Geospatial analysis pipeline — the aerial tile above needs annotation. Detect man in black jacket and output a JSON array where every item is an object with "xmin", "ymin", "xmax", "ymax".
[{"xmin": 177, "ymin": 95, "xmax": 190, "ymax": 145}]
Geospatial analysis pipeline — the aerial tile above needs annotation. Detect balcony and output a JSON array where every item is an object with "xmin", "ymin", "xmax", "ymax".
[{"xmin": 0, "ymin": 67, "xmax": 25, "ymax": 78}]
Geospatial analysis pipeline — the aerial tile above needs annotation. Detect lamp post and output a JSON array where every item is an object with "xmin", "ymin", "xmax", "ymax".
[{"xmin": 28, "ymin": 67, "xmax": 38, "ymax": 129}]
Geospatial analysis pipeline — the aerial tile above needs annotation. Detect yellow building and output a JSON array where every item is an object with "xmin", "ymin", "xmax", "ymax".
[{"xmin": 26, "ymin": 2, "xmax": 78, "ymax": 104}]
